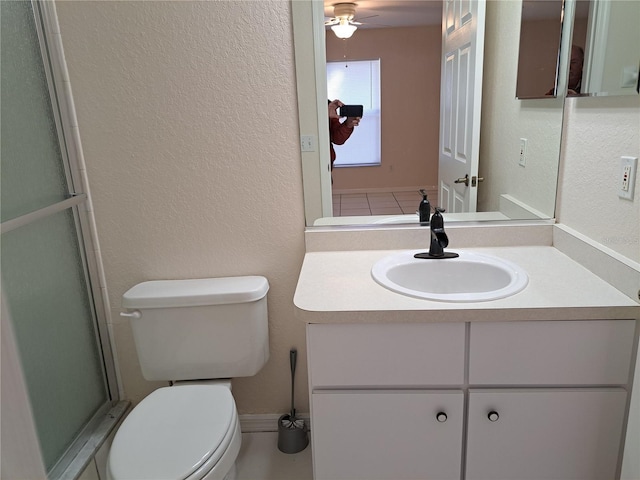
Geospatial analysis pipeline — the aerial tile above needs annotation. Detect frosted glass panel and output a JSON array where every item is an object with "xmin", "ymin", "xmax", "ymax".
[
  {"xmin": 1, "ymin": 209, "xmax": 108, "ymax": 470},
  {"xmin": 1, "ymin": 0, "xmax": 69, "ymax": 222}
]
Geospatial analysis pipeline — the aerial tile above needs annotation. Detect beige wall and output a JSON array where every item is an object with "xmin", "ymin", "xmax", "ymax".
[
  {"xmin": 56, "ymin": 1, "xmax": 308, "ymax": 414},
  {"xmin": 326, "ymin": 26, "xmax": 441, "ymax": 191}
]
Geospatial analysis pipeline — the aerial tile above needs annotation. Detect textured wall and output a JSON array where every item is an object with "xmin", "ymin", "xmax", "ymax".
[
  {"xmin": 56, "ymin": 0, "xmax": 308, "ymax": 413},
  {"xmin": 557, "ymin": 95, "xmax": 640, "ymax": 263}
]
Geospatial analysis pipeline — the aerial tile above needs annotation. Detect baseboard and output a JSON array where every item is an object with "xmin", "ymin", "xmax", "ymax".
[
  {"xmin": 553, "ymin": 224, "xmax": 640, "ymax": 303},
  {"xmin": 499, "ymin": 194, "xmax": 548, "ymax": 220},
  {"xmin": 239, "ymin": 413, "xmax": 311, "ymax": 433},
  {"xmin": 333, "ymin": 185, "xmax": 437, "ymax": 195}
]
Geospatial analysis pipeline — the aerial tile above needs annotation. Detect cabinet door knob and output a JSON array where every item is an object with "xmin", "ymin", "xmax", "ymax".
[
  {"xmin": 488, "ymin": 411, "xmax": 499, "ymax": 422},
  {"xmin": 436, "ymin": 412, "xmax": 448, "ymax": 422}
]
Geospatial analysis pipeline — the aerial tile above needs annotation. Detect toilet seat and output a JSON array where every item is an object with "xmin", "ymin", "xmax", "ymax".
[{"xmin": 108, "ymin": 385, "xmax": 237, "ymax": 480}]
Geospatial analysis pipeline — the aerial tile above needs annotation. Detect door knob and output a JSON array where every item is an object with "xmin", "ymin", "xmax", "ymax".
[
  {"xmin": 471, "ymin": 176, "xmax": 484, "ymax": 187},
  {"xmin": 436, "ymin": 412, "xmax": 448, "ymax": 422},
  {"xmin": 454, "ymin": 174, "xmax": 469, "ymax": 186},
  {"xmin": 488, "ymin": 411, "xmax": 499, "ymax": 422}
]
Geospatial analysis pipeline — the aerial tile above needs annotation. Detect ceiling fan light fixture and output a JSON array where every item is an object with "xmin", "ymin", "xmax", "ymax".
[{"xmin": 331, "ymin": 20, "xmax": 357, "ymax": 39}]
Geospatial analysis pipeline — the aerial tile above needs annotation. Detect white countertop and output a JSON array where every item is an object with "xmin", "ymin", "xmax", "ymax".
[{"xmin": 294, "ymin": 246, "xmax": 639, "ymax": 323}]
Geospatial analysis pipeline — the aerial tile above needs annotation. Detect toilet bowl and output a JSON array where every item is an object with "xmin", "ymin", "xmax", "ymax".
[
  {"xmin": 107, "ymin": 276, "xmax": 270, "ymax": 480},
  {"xmin": 108, "ymin": 383, "xmax": 241, "ymax": 480}
]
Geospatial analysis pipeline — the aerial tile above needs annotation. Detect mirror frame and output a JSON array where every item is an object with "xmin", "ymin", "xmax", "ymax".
[{"xmin": 293, "ymin": 0, "xmax": 576, "ymax": 228}]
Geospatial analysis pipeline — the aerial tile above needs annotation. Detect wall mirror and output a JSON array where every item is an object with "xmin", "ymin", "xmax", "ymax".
[
  {"xmin": 293, "ymin": 0, "xmax": 574, "ymax": 227},
  {"xmin": 516, "ymin": 0, "xmax": 565, "ymax": 99},
  {"xmin": 516, "ymin": 0, "xmax": 640, "ymax": 99},
  {"xmin": 572, "ymin": 0, "xmax": 640, "ymax": 97}
]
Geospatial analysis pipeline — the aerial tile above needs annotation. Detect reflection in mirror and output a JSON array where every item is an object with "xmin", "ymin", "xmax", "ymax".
[
  {"xmin": 574, "ymin": 0, "xmax": 640, "ymax": 97},
  {"xmin": 325, "ymin": 2, "xmax": 442, "ymax": 217},
  {"xmin": 515, "ymin": 0, "xmax": 565, "ymax": 99},
  {"xmin": 295, "ymin": 0, "xmax": 569, "ymax": 227}
]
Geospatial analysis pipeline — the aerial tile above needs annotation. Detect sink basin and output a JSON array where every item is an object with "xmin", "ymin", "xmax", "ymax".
[{"xmin": 371, "ymin": 250, "xmax": 528, "ymax": 302}]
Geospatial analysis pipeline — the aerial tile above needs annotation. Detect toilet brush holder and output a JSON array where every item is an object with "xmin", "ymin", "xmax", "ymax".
[
  {"xmin": 277, "ymin": 349, "xmax": 308, "ymax": 454},
  {"xmin": 277, "ymin": 414, "xmax": 308, "ymax": 454}
]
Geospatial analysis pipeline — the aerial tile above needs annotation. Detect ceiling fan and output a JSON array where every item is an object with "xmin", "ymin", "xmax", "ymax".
[{"xmin": 325, "ymin": 3, "xmax": 378, "ymax": 39}]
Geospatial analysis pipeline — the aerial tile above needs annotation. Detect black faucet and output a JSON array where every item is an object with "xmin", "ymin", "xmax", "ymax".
[{"xmin": 414, "ymin": 208, "xmax": 459, "ymax": 259}]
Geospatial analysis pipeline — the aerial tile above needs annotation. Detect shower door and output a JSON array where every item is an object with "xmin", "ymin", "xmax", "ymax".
[{"xmin": 1, "ymin": 0, "xmax": 118, "ymax": 476}]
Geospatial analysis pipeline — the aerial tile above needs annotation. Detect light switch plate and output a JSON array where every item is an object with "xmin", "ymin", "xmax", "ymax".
[
  {"xmin": 301, "ymin": 135, "xmax": 316, "ymax": 152},
  {"xmin": 620, "ymin": 66, "xmax": 639, "ymax": 89}
]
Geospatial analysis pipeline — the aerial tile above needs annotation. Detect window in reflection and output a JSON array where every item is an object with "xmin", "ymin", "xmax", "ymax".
[{"xmin": 327, "ymin": 59, "xmax": 381, "ymax": 167}]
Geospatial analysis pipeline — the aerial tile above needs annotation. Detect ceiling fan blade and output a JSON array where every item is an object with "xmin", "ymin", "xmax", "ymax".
[
  {"xmin": 360, "ymin": 22, "xmax": 395, "ymax": 28},
  {"xmin": 354, "ymin": 14, "xmax": 379, "ymax": 21},
  {"xmin": 350, "ymin": 21, "xmax": 363, "ymax": 25},
  {"xmin": 324, "ymin": 18, "xmax": 339, "ymax": 26}
]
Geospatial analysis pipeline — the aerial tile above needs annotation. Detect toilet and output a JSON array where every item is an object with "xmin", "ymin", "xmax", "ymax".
[{"xmin": 107, "ymin": 276, "xmax": 270, "ymax": 480}]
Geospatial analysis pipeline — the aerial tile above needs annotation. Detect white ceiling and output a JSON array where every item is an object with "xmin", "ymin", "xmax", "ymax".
[{"xmin": 324, "ymin": 0, "xmax": 576, "ymax": 29}]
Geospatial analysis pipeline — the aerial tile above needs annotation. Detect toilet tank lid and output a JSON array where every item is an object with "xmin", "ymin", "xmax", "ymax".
[{"xmin": 122, "ymin": 276, "xmax": 269, "ymax": 309}]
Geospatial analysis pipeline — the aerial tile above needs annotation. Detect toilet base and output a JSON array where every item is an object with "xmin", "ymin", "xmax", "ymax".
[
  {"xmin": 195, "ymin": 416, "xmax": 242, "ymax": 480},
  {"xmin": 222, "ymin": 464, "xmax": 237, "ymax": 480}
]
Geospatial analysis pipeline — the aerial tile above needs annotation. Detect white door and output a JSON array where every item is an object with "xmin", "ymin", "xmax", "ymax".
[
  {"xmin": 312, "ymin": 390, "xmax": 464, "ymax": 480},
  {"xmin": 465, "ymin": 389, "xmax": 628, "ymax": 480},
  {"xmin": 438, "ymin": 0, "xmax": 486, "ymax": 213}
]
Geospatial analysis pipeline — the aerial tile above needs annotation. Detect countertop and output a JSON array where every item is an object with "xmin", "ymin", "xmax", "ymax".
[{"xmin": 294, "ymin": 246, "xmax": 639, "ymax": 323}]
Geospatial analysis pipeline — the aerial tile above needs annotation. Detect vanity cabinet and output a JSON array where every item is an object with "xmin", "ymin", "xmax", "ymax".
[{"xmin": 307, "ymin": 320, "xmax": 636, "ymax": 480}]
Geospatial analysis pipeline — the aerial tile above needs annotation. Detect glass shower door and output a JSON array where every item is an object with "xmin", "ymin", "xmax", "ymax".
[{"xmin": 1, "ymin": 0, "xmax": 113, "ymax": 474}]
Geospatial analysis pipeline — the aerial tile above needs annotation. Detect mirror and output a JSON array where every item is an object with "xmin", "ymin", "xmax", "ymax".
[
  {"xmin": 293, "ymin": 0, "xmax": 571, "ymax": 227},
  {"xmin": 516, "ymin": 1, "xmax": 565, "ymax": 99},
  {"xmin": 516, "ymin": 0, "xmax": 640, "ymax": 99},
  {"xmin": 573, "ymin": 0, "xmax": 640, "ymax": 97}
]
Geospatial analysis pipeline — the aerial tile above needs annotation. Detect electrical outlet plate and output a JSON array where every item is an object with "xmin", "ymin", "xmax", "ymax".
[
  {"xmin": 519, "ymin": 138, "xmax": 527, "ymax": 167},
  {"xmin": 618, "ymin": 156, "xmax": 638, "ymax": 200}
]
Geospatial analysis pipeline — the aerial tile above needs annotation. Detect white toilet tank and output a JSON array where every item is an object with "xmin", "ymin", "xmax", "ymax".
[{"xmin": 122, "ymin": 276, "xmax": 269, "ymax": 382}]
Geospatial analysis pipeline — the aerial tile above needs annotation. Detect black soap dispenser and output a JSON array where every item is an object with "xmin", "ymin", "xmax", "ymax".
[{"xmin": 419, "ymin": 189, "xmax": 431, "ymax": 225}]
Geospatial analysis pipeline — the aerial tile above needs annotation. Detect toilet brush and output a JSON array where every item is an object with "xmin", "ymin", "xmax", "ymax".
[
  {"xmin": 282, "ymin": 349, "xmax": 304, "ymax": 429},
  {"xmin": 277, "ymin": 348, "xmax": 309, "ymax": 453}
]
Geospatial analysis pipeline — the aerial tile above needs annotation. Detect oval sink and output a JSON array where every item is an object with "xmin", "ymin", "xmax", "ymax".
[{"xmin": 371, "ymin": 250, "xmax": 528, "ymax": 302}]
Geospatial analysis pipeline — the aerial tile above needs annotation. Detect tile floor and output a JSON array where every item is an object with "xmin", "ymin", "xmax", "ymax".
[
  {"xmin": 236, "ymin": 432, "xmax": 313, "ymax": 480},
  {"xmin": 333, "ymin": 189, "xmax": 438, "ymax": 217}
]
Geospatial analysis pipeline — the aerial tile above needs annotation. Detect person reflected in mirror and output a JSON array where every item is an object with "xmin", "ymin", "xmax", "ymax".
[
  {"xmin": 546, "ymin": 45, "xmax": 584, "ymax": 96},
  {"xmin": 328, "ymin": 99, "xmax": 360, "ymax": 170},
  {"xmin": 567, "ymin": 45, "xmax": 584, "ymax": 96}
]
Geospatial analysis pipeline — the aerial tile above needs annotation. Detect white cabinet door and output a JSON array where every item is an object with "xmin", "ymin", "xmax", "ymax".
[
  {"xmin": 312, "ymin": 390, "xmax": 464, "ymax": 480},
  {"xmin": 466, "ymin": 389, "xmax": 628, "ymax": 480}
]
